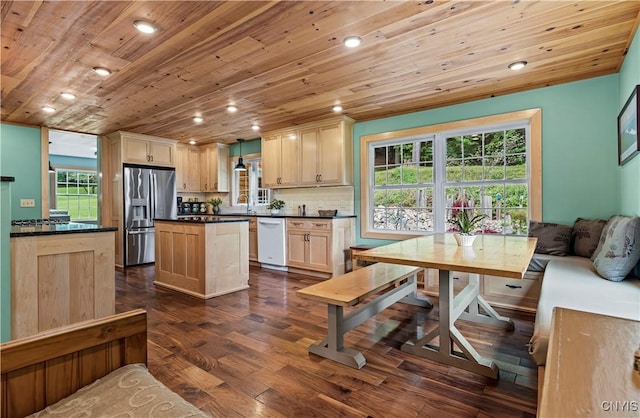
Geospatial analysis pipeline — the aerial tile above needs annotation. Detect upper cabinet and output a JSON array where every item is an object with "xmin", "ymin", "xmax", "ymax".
[
  {"xmin": 262, "ymin": 116, "xmax": 353, "ymax": 189},
  {"xmin": 199, "ymin": 143, "xmax": 230, "ymax": 192},
  {"xmin": 110, "ymin": 131, "xmax": 176, "ymax": 167},
  {"xmin": 176, "ymin": 144, "xmax": 201, "ymax": 192},
  {"xmin": 262, "ymin": 129, "xmax": 299, "ymax": 188}
]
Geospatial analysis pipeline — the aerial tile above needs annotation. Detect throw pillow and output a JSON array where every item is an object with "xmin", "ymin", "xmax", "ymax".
[
  {"xmin": 592, "ymin": 215, "xmax": 640, "ymax": 282},
  {"xmin": 528, "ymin": 221, "xmax": 572, "ymax": 256},
  {"xmin": 572, "ymin": 218, "xmax": 606, "ymax": 258}
]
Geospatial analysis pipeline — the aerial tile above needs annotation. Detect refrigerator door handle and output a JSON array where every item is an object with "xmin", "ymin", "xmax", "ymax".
[{"xmin": 149, "ymin": 172, "xmax": 156, "ymax": 221}]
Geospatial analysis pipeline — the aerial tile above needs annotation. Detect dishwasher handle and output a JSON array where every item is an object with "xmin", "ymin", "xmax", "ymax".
[{"xmin": 258, "ymin": 220, "xmax": 284, "ymax": 225}]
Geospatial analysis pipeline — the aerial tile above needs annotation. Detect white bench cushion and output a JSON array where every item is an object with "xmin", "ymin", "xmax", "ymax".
[{"xmin": 529, "ymin": 256, "xmax": 640, "ymax": 365}]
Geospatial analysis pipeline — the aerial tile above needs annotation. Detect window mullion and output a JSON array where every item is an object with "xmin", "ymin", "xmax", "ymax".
[{"xmin": 433, "ymin": 133, "xmax": 446, "ymax": 233}]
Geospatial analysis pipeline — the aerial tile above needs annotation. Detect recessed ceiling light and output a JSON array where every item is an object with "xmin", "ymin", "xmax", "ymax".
[
  {"xmin": 188, "ymin": 139, "xmax": 197, "ymax": 145},
  {"xmin": 508, "ymin": 61, "xmax": 527, "ymax": 71},
  {"xmin": 133, "ymin": 20, "xmax": 157, "ymax": 34},
  {"xmin": 343, "ymin": 36, "xmax": 362, "ymax": 48},
  {"xmin": 332, "ymin": 104, "xmax": 343, "ymax": 112},
  {"xmin": 42, "ymin": 106, "xmax": 56, "ymax": 113},
  {"xmin": 193, "ymin": 116, "xmax": 203, "ymax": 123},
  {"xmin": 251, "ymin": 124, "xmax": 260, "ymax": 131},
  {"xmin": 60, "ymin": 92, "xmax": 76, "ymax": 100},
  {"xmin": 226, "ymin": 105, "xmax": 237, "ymax": 113},
  {"xmin": 93, "ymin": 67, "xmax": 112, "ymax": 76}
]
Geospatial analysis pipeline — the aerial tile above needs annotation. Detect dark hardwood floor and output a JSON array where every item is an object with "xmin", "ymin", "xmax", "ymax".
[{"xmin": 116, "ymin": 265, "xmax": 538, "ymax": 417}]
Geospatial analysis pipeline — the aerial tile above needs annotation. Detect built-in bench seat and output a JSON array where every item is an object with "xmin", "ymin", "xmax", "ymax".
[{"xmin": 296, "ymin": 262, "xmax": 431, "ymax": 369}]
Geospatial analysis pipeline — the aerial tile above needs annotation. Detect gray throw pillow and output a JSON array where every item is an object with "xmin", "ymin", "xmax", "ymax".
[
  {"xmin": 572, "ymin": 218, "xmax": 606, "ymax": 258},
  {"xmin": 592, "ymin": 216, "xmax": 640, "ymax": 282},
  {"xmin": 528, "ymin": 221, "xmax": 572, "ymax": 256}
]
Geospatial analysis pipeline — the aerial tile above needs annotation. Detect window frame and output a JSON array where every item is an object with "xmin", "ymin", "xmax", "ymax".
[
  {"xmin": 360, "ymin": 109, "xmax": 542, "ymax": 240},
  {"xmin": 53, "ymin": 167, "xmax": 99, "ymax": 222}
]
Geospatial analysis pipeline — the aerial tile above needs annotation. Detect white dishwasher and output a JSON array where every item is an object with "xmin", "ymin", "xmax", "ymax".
[{"xmin": 257, "ymin": 217, "xmax": 288, "ymax": 270}]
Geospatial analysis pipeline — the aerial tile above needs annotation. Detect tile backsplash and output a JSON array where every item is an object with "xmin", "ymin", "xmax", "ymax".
[{"xmin": 273, "ymin": 186, "xmax": 354, "ymax": 216}]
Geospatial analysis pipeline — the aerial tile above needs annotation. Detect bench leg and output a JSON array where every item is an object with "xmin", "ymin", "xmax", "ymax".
[
  {"xmin": 400, "ymin": 272, "xmax": 433, "ymax": 308},
  {"xmin": 308, "ymin": 304, "xmax": 366, "ymax": 369},
  {"xmin": 401, "ymin": 269, "xmax": 500, "ymax": 379}
]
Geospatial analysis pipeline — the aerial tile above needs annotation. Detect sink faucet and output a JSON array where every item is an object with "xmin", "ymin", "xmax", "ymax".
[{"xmin": 237, "ymin": 194, "xmax": 256, "ymax": 215}]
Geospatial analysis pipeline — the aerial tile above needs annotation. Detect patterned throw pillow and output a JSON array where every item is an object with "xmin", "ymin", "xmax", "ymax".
[
  {"xmin": 592, "ymin": 216, "xmax": 640, "ymax": 282},
  {"xmin": 528, "ymin": 221, "xmax": 572, "ymax": 256},
  {"xmin": 572, "ymin": 218, "xmax": 606, "ymax": 258}
]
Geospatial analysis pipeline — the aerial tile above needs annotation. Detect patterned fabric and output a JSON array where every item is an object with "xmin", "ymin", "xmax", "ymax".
[
  {"xmin": 28, "ymin": 364, "xmax": 210, "ymax": 418},
  {"xmin": 528, "ymin": 221, "xmax": 572, "ymax": 256},
  {"xmin": 592, "ymin": 216, "xmax": 640, "ymax": 282},
  {"xmin": 572, "ymin": 218, "xmax": 606, "ymax": 258}
]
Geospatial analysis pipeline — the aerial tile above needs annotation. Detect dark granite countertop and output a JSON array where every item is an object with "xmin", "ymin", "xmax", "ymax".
[
  {"xmin": 156, "ymin": 217, "xmax": 249, "ymax": 224},
  {"xmin": 10, "ymin": 223, "xmax": 118, "ymax": 237},
  {"xmin": 192, "ymin": 213, "xmax": 357, "ymax": 219}
]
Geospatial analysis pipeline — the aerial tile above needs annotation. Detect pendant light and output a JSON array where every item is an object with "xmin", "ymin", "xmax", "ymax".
[
  {"xmin": 48, "ymin": 161, "xmax": 55, "ymax": 173},
  {"xmin": 234, "ymin": 138, "xmax": 247, "ymax": 171}
]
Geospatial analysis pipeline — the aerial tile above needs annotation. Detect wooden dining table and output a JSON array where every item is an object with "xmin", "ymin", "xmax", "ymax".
[{"xmin": 354, "ymin": 233, "xmax": 537, "ymax": 378}]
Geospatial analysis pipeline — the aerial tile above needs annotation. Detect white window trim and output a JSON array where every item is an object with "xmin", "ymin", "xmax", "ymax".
[
  {"xmin": 360, "ymin": 109, "xmax": 542, "ymax": 241},
  {"xmin": 231, "ymin": 153, "xmax": 270, "ymax": 208}
]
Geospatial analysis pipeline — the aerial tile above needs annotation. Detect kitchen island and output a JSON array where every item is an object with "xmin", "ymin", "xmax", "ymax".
[
  {"xmin": 10, "ymin": 222, "xmax": 118, "ymax": 339},
  {"xmin": 154, "ymin": 217, "xmax": 249, "ymax": 299}
]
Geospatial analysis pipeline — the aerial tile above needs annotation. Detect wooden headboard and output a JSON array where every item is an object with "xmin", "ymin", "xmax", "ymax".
[{"xmin": 0, "ymin": 309, "xmax": 147, "ymax": 418}]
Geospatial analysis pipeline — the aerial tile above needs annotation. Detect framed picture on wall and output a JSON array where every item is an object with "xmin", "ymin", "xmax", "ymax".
[{"xmin": 618, "ymin": 84, "xmax": 639, "ymax": 165}]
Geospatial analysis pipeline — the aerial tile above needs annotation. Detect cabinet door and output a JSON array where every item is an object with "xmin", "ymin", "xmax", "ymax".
[
  {"xmin": 279, "ymin": 131, "xmax": 299, "ymax": 186},
  {"xmin": 287, "ymin": 230, "xmax": 307, "ymax": 267},
  {"xmin": 186, "ymin": 148, "xmax": 201, "ymax": 191},
  {"xmin": 149, "ymin": 142, "xmax": 175, "ymax": 166},
  {"xmin": 307, "ymin": 231, "xmax": 331, "ymax": 272},
  {"xmin": 123, "ymin": 138, "xmax": 150, "ymax": 164},
  {"xmin": 175, "ymin": 146, "xmax": 187, "ymax": 191},
  {"xmin": 199, "ymin": 149, "xmax": 210, "ymax": 191},
  {"xmin": 300, "ymin": 128, "xmax": 320, "ymax": 185},
  {"xmin": 317, "ymin": 122, "xmax": 344, "ymax": 185},
  {"xmin": 262, "ymin": 134, "xmax": 281, "ymax": 188}
]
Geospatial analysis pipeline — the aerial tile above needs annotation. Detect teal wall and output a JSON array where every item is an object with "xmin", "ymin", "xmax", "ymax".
[
  {"xmin": 0, "ymin": 124, "xmax": 42, "ymax": 219},
  {"xmin": 618, "ymin": 29, "xmax": 640, "ymax": 217},
  {"xmin": 229, "ymin": 137, "xmax": 261, "ymax": 157},
  {"xmin": 353, "ymin": 75, "xmax": 621, "ymax": 245}
]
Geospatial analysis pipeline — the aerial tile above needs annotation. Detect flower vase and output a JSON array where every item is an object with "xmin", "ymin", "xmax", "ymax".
[
  {"xmin": 270, "ymin": 209, "xmax": 281, "ymax": 216},
  {"xmin": 454, "ymin": 233, "xmax": 476, "ymax": 247},
  {"xmin": 213, "ymin": 206, "xmax": 221, "ymax": 215}
]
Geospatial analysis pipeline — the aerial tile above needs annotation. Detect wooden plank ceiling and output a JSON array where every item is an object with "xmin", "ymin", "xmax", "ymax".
[{"xmin": 1, "ymin": 1, "xmax": 639, "ymax": 145}]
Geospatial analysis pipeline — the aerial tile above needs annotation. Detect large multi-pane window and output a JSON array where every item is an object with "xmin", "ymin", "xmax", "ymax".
[
  {"xmin": 55, "ymin": 169, "xmax": 98, "ymax": 221},
  {"xmin": 364, "ymin": 109, "xmax": 541, "ymax": 239}
]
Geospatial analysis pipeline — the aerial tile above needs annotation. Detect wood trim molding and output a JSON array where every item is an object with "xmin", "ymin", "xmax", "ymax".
[
  {"xmin": 360, "ymin": 108, "xmax": 543, "ymax": 240},
  {"xmin": 41, "ymin": 127, "xmax": 49, "ymax": 218}
]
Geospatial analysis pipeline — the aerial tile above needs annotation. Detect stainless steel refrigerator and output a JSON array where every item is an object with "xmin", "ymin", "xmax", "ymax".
[{"xmin": 123, "ymin": 164, "xmax": 177, "ymax": 267}]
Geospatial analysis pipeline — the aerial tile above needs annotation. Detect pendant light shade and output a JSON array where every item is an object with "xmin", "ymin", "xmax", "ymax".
[
  {"xmin": 234, "ymin": 138, "xmax": 247, "ymax": 171},
  {"xmin": 48, "ymin": 161, "xmax": 55, "ymax": 173}
]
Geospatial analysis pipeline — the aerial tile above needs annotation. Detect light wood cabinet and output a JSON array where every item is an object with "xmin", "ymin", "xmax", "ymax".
[
  {"xmin": 200, "ymin": 143, "xmax": 230, "ymax": 192},
  {"xmin": 300, "ymin": 119, "xmax": 353, "ymax": 186},
  {"xmin": 10, "ymin": 231, "xmax": 116, "ymax": 339},
  {"xmin": 176, "ymin": 144, "xmax": 201, "ymax": 192},
  {"xmin": 116, "ymin": 131, "xmax": 176, "ymax": 167},
  {"xmin": 262, "ymin": 130, "xmax": 299, "ymax": 188},
  {"xmin": 423, "ymin": 269, "xmax": 542, "ymax": 312},
  {"xmin": 155, "ymin": 220, "xmax": 249, "ymax": 298},
  {"xmin": 263, "ymin": 116, "xmax": 353, "ymax": 189},
  {"xmin": 248, "ymin": 216, "xmax": 258, "ymax": 262},
  {"xmin": 286, "ymin": 217, "xmax": 355, "ymax": 277}
]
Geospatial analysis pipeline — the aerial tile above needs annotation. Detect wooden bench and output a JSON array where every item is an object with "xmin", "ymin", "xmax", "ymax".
[{"xmin": 296, "ymin": 263, "xmax": 432, "ymax": 369}]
